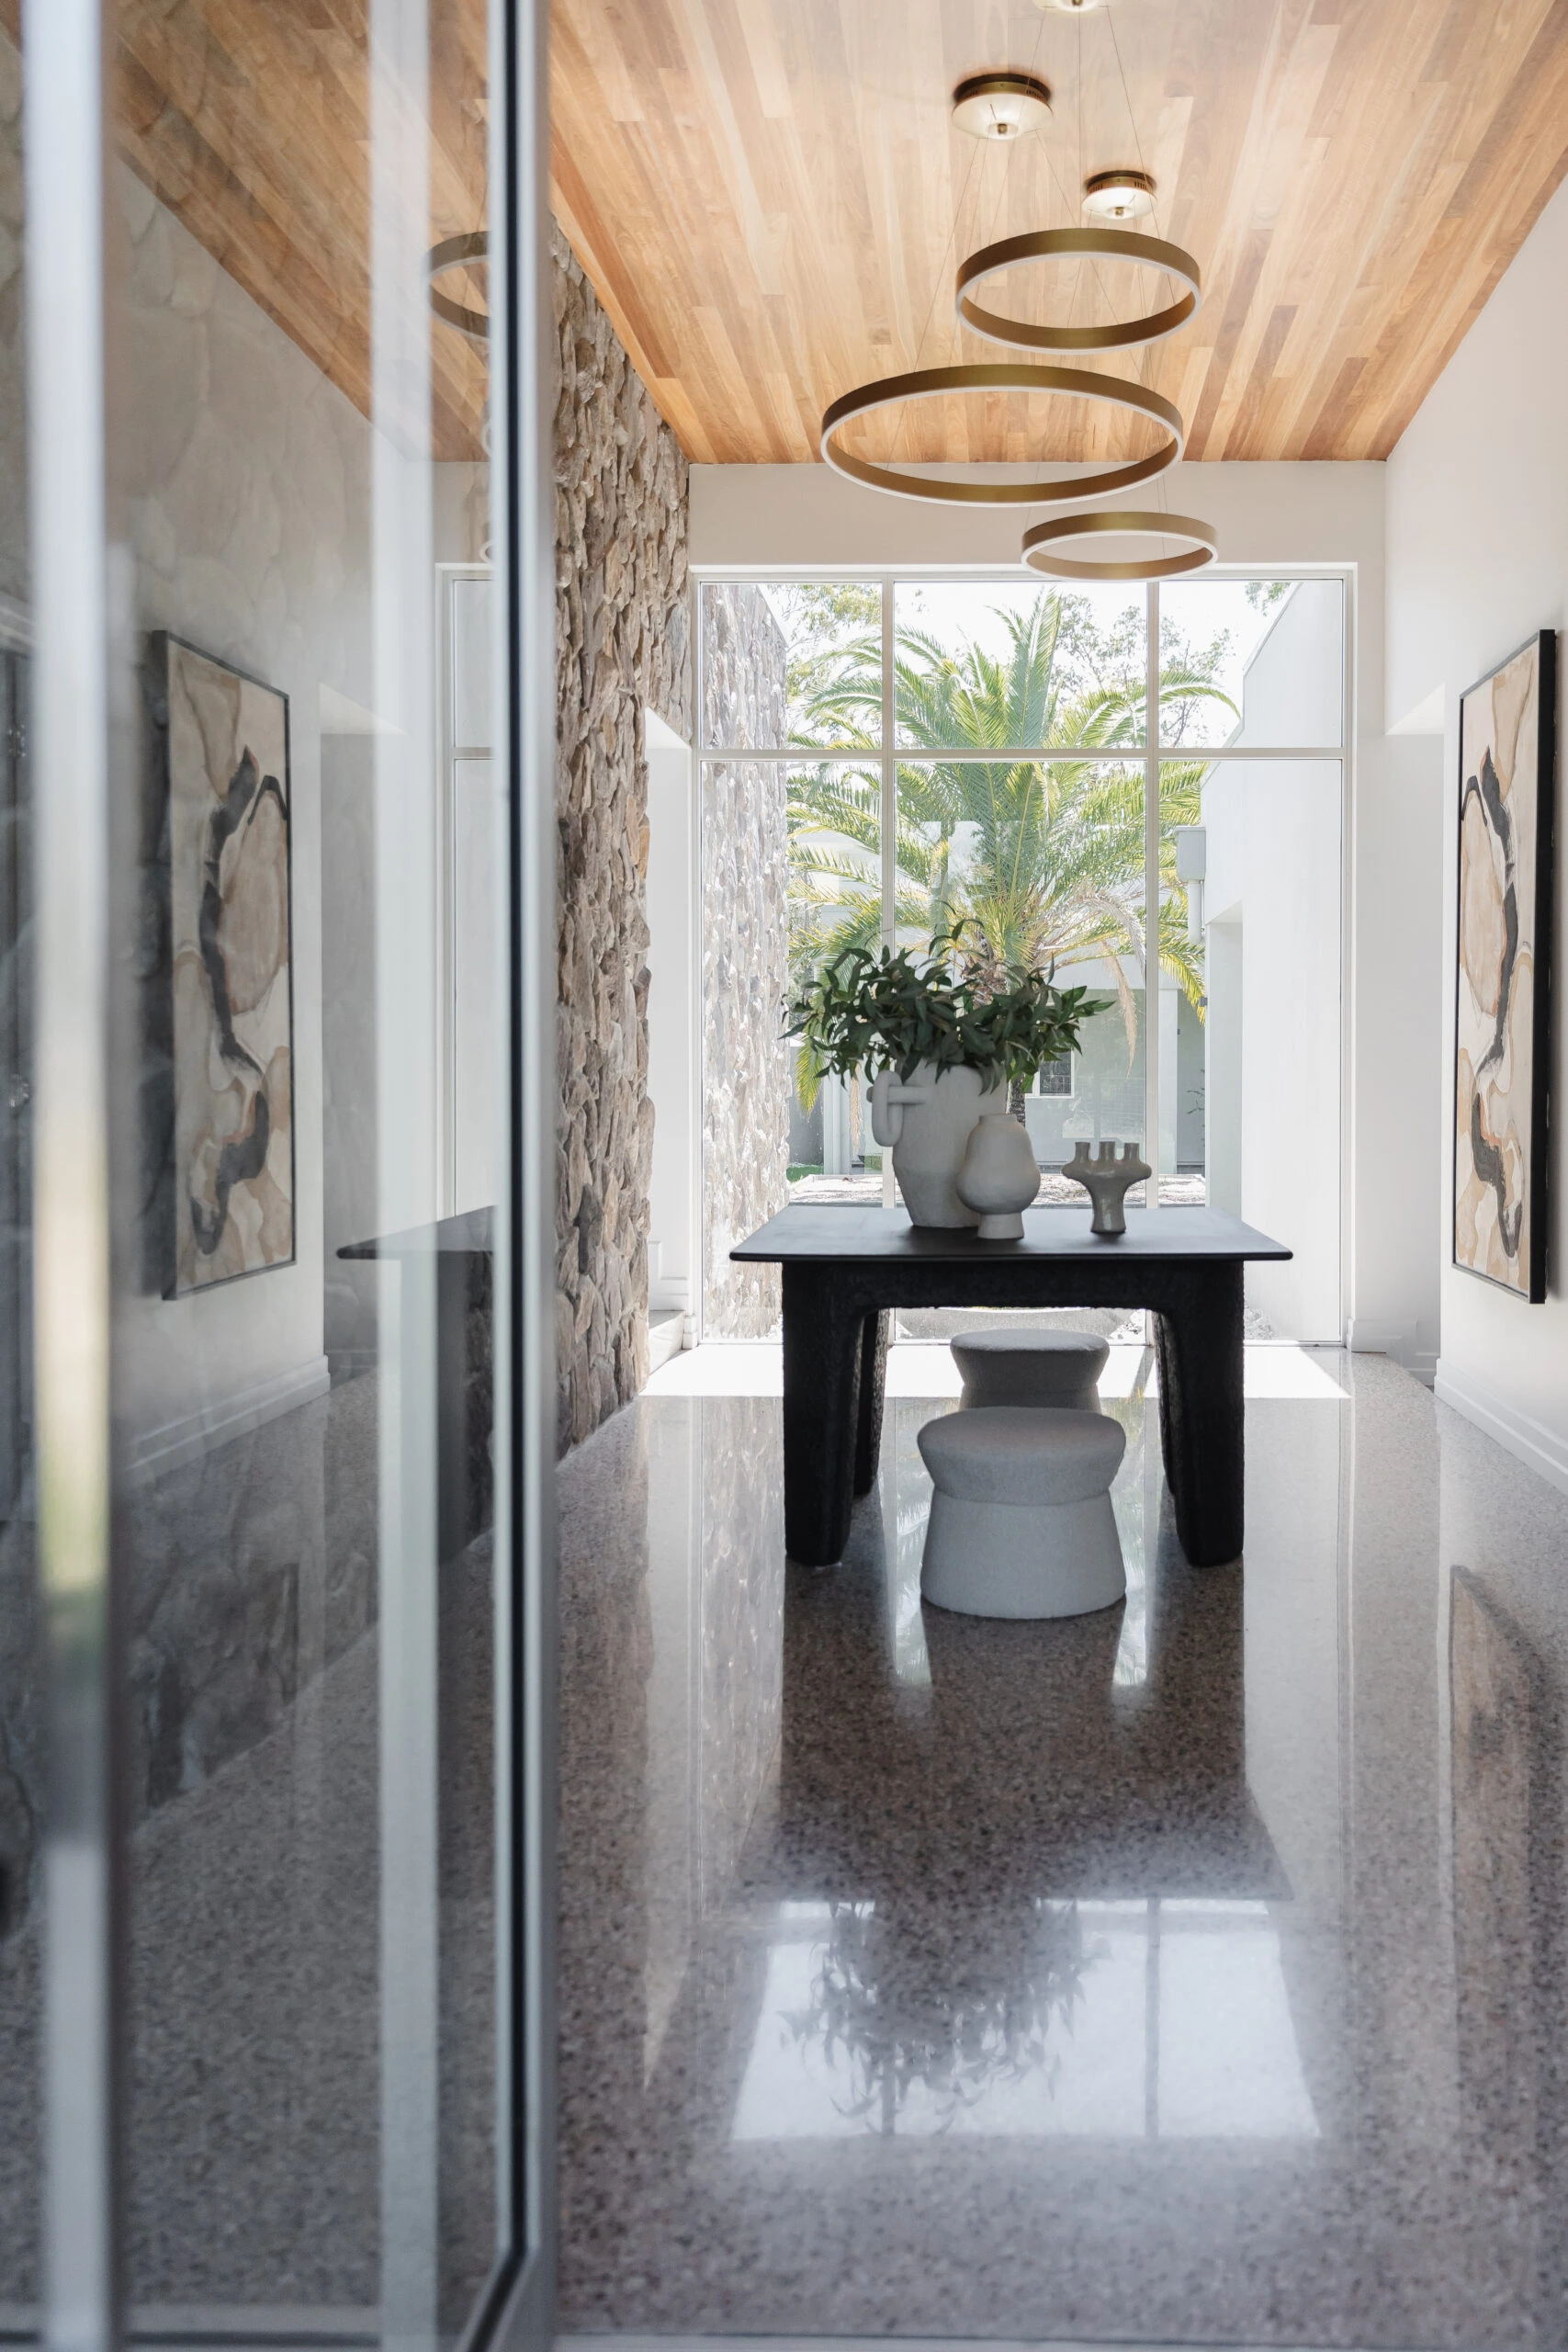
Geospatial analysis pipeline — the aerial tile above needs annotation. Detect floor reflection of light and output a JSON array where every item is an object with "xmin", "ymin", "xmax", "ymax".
[
  {"xmin": 732, "ymin": 1898, "xmax": 1318, "ymax": 2143},
  {"xmin": 649, "ymin": 1341, "xmax": 1348, "ymax": 1404}
]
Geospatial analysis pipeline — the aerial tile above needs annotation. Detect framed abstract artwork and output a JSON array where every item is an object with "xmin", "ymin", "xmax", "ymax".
[
  {"xmin": 1453, "ymin": 629, "xmax": 1556, "ymax": 1301},
  {"xmin": 157, "ymin": 633, "xmax": 296, "ymax": 1294}
]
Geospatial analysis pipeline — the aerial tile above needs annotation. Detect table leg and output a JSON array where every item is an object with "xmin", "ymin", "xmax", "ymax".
[
  {"xmin": 853, "ymin": 1309, "xmax": 889, "ymax": 1496},
  {"xmin": 1154, "ymin": 1264, "xmax": 1245, "ymax": 1566},
  {"xmin": 781, "ymin": 1266, "xmax": 867, "ymax": 1565}
]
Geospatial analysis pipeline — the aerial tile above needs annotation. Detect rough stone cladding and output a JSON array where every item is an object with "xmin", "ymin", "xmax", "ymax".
[
  {"xmin": 700, "ymin": 588, "xmax": 791, "ymax": 1335},
  {"xmin": 553, "ymin": 225, "xmax": 691, "ymax": 1450}
]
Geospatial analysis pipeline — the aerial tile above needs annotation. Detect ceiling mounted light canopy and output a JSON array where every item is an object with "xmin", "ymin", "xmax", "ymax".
[
  {"xmin": 951, "ymin": 71, "xmax": 1052, "ymax": 141},
  {"xmin": 429, "ymin": 230, "xmax": 489, "ymax": 340},
  {"xmin": 1034, "ymin": 0, "xmax": 1109, "ymax": 12},
  {"xmin": 1020, "ymin": 509, "xmax": 1218, "ymax": 580},
  {"xmin": 955, "ymin": 225, "xmax": 1201, "ymax": 352},
  {"xmin": 1082, "ymin": 168, "xmax": 1157, "ymax": 224},
  {"xmin": 820, "ymin": 362, "xmax": 1184, "ymax": 505}
]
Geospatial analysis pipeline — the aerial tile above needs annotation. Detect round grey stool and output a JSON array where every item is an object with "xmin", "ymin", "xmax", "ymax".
[
  {"xmin": 950, "ymin": 1326, "xmax": 1110, "ymax": 1412},
  {"xmin": 918, "ymin": 1407, "xmax": 1126, "ymax": 1619}
]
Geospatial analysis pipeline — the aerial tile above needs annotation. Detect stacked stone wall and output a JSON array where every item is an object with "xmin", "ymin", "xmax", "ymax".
[
  {"xmin": 552, "ymin": 227, "xmax": 691, "ymax": 1448},
  {"xmin": 700, "ymin": 588, "xmax": 791, "ymax": 1335}
]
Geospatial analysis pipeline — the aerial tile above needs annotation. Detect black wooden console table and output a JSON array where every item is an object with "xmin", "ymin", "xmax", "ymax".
[{"xmin": 731, "ymin": 1204, "xmax": 1291, "ymax": 1571}]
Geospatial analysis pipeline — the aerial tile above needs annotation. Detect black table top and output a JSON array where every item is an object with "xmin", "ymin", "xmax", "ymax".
[
  {"xmin": 731, "ymin": 1203, "xmax": 1292, "ymax": 1264},
  {"xmin": 339, "ymin": 1206, "xmax": 494, "ymax": 1260}
]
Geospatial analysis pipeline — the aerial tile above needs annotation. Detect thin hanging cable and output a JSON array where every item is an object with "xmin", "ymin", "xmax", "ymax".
[
  {"xmin": 890, "ymin": 130, "xmax": 984, "ymax": 467},
  {"xmin": 1107, "ymin": 0, "xmax": 1176, "ymax": 516},
  {"xmin": 943, "ymin": 6, "xmax": 1053, "ymax": 475},
  {"xmin": 1106, "ymin": 3, "xmax": 1171, "ymax": 277}
]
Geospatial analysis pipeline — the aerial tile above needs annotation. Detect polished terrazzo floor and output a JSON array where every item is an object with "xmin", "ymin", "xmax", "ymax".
[{"xmin": 558, "ymin": 1343, "xmax": 1568, "ymax": 2346}]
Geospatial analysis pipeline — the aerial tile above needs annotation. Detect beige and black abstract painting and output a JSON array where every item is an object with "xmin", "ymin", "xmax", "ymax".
[
  {"xmin": 165, "ymin": 638, "xmax": 294, "ymax": 1292},
  {"xmin": 1454, "ymin": 631, "xmax": 1555, "ymax": 1301}
]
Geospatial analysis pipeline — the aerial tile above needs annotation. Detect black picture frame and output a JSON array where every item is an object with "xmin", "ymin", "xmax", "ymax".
[
  {"xmin": 146, "ymin": 629, "xmax": 297, "ymax": 1297},
  {"xmin": 1452, "ymin": 628, "xmax": 1555, "ymax": 1303}
]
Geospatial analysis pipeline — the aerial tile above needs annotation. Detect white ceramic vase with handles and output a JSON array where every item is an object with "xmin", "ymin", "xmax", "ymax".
[
  {"xmin": 870, "ymin": 1061, "xmax": 1007, "ymax": 1227},
  {"xmin": 956, "ymin": 1112, "xmax": 1043, "ymax": 1239}
]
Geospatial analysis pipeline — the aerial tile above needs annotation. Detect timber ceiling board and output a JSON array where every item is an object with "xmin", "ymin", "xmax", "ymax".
[
  {"xmin": 6, "ymin": 0, "xmax": 492, "ymax": 458},
  {"xmin": 550, "ymin": 0, "xmax": 1568, "ymax": 466}
]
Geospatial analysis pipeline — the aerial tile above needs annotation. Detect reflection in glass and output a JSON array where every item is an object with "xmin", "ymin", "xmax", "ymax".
[
  {"xmin": 0, "ymin": 10, "xmax": 35, "ymax": 2311},
  {"xmin": 100, "ymin": 0, "xmax": 505, "ymax": 2335}
]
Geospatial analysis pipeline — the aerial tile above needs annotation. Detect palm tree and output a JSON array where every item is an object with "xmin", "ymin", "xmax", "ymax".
[{"xmin": 785, "ymin": 594, "xmax": 1233, "ymax": 1059}]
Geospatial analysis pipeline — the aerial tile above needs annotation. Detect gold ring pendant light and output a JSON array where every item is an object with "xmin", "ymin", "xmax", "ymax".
[
  {"xmin": 1021, "ymin": 508, "xmax": 1217, "ymax": 579},
  {"xmin": 819, "ymin": 363, "xmax": 1184, "ymax": 505},
  {"xmin": 428, "ymin": 230, "xmax": 490, "ymax": 340},
  {"xmin": 955, "ymin": 225, "xmax": 1201, "ymax": 353},
  {"xmin": 817, "ymin": 59, "xmax": 1216, "ymax": 576}
]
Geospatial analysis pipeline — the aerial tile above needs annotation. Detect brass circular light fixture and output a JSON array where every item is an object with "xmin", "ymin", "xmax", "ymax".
[
  {"xmin": 950, "ymin": 71, "xmax": 1053, "ymax": 141},
  {"xmin": 1082, "ymin": 168, "xmax": 1157, "ymax": 224},
  {"xmin": 955, "ymin": 225, "xmax": 1201, "ymax": 353},
  {"xmin": 820, "ymin": 362, "xmax": 1185, "ymax": 505},
  {"xmin": 429, "ymin": 230, "xmax": 489, "ymax": 340},
  {"xmin": 1020, "ymin": 509, "xmax": 1218, "ymax": 580}
]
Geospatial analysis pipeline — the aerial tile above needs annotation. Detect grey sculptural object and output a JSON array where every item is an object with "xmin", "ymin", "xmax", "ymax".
[{"xmin": 1063, "ymin": 1139, "xmax": 1152, "ymax": 1238}]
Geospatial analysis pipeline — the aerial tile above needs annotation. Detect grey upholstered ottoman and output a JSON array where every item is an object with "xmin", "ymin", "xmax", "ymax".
[
  {"xmin": 917, "ymin": 1406, "xmax": 1127, "ymax": 1619},
  {"xmin": 950, "ymin": 1325, "xmax": 1110, "ymax": 1412}
]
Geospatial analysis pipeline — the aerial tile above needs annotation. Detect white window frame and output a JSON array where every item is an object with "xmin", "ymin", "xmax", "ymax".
[{"xmin": 692, "ymin": 566, "xmax": 1353, "ymax": 1315}]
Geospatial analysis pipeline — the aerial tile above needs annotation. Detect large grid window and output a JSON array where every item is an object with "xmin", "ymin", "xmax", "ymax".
[{"xmin": 696, "ymin": 576, "xmax": 1348, "ymax": 1335}]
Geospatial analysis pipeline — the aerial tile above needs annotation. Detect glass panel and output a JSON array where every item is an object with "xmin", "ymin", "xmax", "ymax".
[
  {"xmin": 894, "ymin": 581, "xmax": 1147, "ymax": 750},
  {"xmin": 0, "ymin": 7, "xmax": 38, "ymax": 2307},
  {"xmin": 1159, "ymin": 579, "xmax": 1345, "ymax": 750},
  {"xmin": 701, "ymin": 580, "xmax": 875, "ymax": 749},
  {"xmin": 896, "ymin": 752, "xmax": 1147, "ymax": 1214},
  {"xmin": 104, "ymin": 0, "xmax": 509, "ymax": 2336},
  {"xmin": 1197, "ymin": 760, "xmax": 1343, "ymax": 1338}
]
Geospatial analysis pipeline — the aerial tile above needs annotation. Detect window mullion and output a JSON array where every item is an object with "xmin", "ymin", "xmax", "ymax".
[{"xmin": 1145, "ymin": 580, "xmax": 1161, "ymax": 1210}]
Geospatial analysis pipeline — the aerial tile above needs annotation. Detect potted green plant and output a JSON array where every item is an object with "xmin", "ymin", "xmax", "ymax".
[{"xmin": 785, "ymin": 932, "xmax": 1108, "ymax": 1227}]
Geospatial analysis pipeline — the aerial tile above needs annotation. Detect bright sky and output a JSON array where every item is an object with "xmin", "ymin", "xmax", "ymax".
[{"xmin": 755, "ymin": 573, "xmax": 1335, "ymax": 746}]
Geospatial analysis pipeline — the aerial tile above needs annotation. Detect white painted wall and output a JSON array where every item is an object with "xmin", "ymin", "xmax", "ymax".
[
  {"xmin": 1204, "ymin": 755, "xmax": 1343, "ymax": 1341},
  {"xmin": 1200, "ymin": 586, "xmax": 1345, "ymax": 1341},
  {"xmin": 692, "ymin": 459, "xmax": 1440, "ymax": 1363},
  {"xmin": 1387, "ymin": 173, "xmax": 1568, "ymax": 1481},
  {"xmin": 645, "ymin": 713, "xmax": 697, "ymax": 1317}
]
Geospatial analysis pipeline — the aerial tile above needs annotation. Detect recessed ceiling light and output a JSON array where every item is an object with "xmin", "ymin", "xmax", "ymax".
[
  {"xmin": 1082, "ymin": 168, "xmax": 1156, "ymax": 223},
  {"xmin": 951, "ymin": 72, "xmax": 1053, "ymax": 141}
]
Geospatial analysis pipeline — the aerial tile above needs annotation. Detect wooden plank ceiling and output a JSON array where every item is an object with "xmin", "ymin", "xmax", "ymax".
[
  {"xmin": 0, "ymin": 0, "xmax": 492, "ymax": 460},
  {"xmin": 550, "ymin": 0, "xmax": 1568, "ymax": 466}
]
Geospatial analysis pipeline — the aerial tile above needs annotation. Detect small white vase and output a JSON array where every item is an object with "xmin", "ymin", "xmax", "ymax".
[
  {"xmin": 956, "ymin": 1113, "xmax": 1043, "ymax": 1239},
  {"xmin": 870, "ymin": 1062, "xmax": 1006, "ymax": 1227}
]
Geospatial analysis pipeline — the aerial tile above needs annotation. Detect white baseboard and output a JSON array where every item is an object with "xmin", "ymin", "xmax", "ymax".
[
  {"xmin": 128, "ymin": 1355, "xmax": 332, "ymax": 1482},
  {"xmin": 1434, "ymin": 1361, "xmax": 1568, "ymax": 1501},
  {"xmin": 1346, "ymin": 1318, "xmax": 1438, "ymax": 1388},
  {"xmin": 646, "ymin": 1308, "xmax": 687, "ymax": 1374}
]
